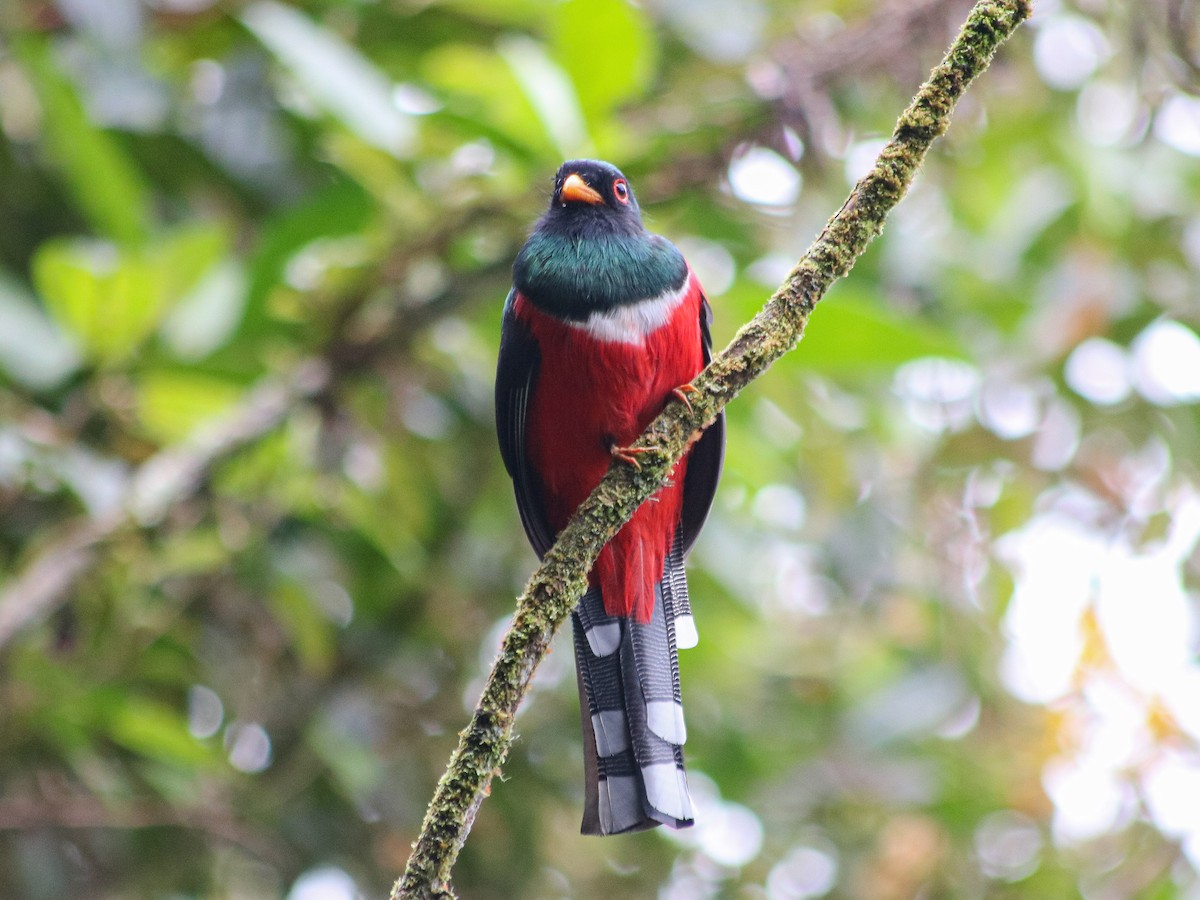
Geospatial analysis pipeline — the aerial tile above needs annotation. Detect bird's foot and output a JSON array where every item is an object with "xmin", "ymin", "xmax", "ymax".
[
  {"xmin": 610, "ymin": 443, "xmax": 656, "ymax": 470},
  {"xmin": 672, "ymin": 383, "xmax": 699, "ymax": 412}
]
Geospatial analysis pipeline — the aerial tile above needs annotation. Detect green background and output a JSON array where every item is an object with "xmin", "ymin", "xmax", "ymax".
[{"xmin": 1, "ymin": 0, "xmax": 1198, "ymax": 897}]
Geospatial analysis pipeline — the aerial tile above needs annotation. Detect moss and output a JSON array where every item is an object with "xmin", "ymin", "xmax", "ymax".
[{"xmin": 393, "ymin": 2, "xmax": 1032, "ymax": 896}]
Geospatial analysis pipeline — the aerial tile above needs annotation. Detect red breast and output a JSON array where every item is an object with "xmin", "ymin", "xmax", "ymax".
[{"xmin": 514, "ymin": 274, "xmax": 706, "ymax": 621}]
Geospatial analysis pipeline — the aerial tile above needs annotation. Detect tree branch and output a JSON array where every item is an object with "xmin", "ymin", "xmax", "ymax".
[
  {"xmin": 771, "ymin": 0, "xmax": 975, "ymax": 162},
  {"xmin": 393, "ymin": 1, "xmax": 1032, "ymax": 897},
  {"xmin": 0, "ymin": 790, "xmax": 284, "ymax": 864}
]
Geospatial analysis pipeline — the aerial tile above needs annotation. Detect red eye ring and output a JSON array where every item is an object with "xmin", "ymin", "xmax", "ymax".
[{"xmin": 613, "ymin": 179, "xmax": 630, "ymax": 204}]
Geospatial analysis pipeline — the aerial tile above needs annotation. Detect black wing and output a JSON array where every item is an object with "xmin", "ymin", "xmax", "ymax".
[
  {"xmin": 495, "ymin": 289, "xmax": 556, "ymax": 558},
  {"xmin": 679, "ymin": 291, "xmax": 725, "ymax": 557}
]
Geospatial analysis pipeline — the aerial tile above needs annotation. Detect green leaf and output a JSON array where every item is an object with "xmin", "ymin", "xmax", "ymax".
[
  {"xmin": 14, "ymin": 38, "xmax": 151, "ymax": 245},
  {"xmin": 424, "ymin": 0, "xmax": 546, "ymax": 27},
  {"xmin": 32, "ymin": 225, "xmax": 228, "ymax": 364},
  {"xmin": 241, "ymin": 0, "xmax": 415, "ymax": 157},
  {"xmin": 156, "ymin": 225, "xmax": 229, "ymax": 302},
  {"xmin": 107, "ymin": 698, "xmax": 214, "ymax": 767},
  {"xmin": 159, "ymin": 261, "xmax": 247, "ymax": 361},
  {"xmin": 268, "ymin": 581, "xmax": 335, "ymax": 675},
  {"xmin": 0, "ymin": 269, "xmax": 81, "ymax": 389},
  {"xmin": 497, "ymin": 35, "xmax": 590, "ymax": 157},
  {"xmin": 242, "ymin": 178, "xmax": 373, "ymax": 337},
  {"xmin": 422, "ymin": 43, "xmax": 558, "ymax": 161},
  {"xmin": 153, "ymin": 529, "xmax": 232, "ymax": 579},
  {"xmin": 33, "ymin": 238, "xmax": 159, "ymax": 362},
  {"xmin": 136, "ymin": 370, "xmax": 244, "ymax": 444},
  {"xmin": 552, "ymin": 0, "xmax": 657, "ymax": 119},
  {"xmin": 309, "ymin": 710, "xmax": 384, "ymax": 800},
  {"xmin": 793, "ymin": 290, "xmax": 966, "ymax": 371}
]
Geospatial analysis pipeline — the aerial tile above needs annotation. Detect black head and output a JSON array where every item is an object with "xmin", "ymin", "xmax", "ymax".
[{"xmin": 539, "ymin": 159, "xmax": 645, "ymax": 237}]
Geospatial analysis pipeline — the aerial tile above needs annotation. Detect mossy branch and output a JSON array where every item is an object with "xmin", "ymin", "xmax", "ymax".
[{"xmin": 394, "ymin": 2, "xmax": 1032, "ymax": 897}]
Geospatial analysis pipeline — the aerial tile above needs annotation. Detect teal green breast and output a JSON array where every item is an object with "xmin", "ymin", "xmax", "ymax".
[{"xmin": 514, "ymin": 230, "xmax": 688, "ymax": 322}]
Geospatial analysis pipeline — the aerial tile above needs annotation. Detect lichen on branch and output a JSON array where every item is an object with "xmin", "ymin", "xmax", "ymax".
[{"xmin": 394, "ymin": 2, "xmax": 1033, "ymax": 897}]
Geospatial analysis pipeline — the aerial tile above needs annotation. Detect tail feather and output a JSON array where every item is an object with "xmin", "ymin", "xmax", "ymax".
[
  {"xmin": 664, "ymin": 526, "xmax": 698, "ymax": 649},
  {"xmin": 618, "ymin": 618, "xmax": 693, "ymax": 826},
  {"xmin": 576, "ymin": 587, "xmax": 620, "ymax": 657},
  {"xmin": 574, "ymin": 612, "xmax": 651, "ymax": 834},
  {"xmin": 627, "ymin": 581, "xmax": 687, "ymax": 745},
  {"xmin": 596, "ymin": 748, "xmax": 655, "ymax": 834},
  {"xmin": 572, "ymin": 541, "xmax": 695, "ymax": 836}
]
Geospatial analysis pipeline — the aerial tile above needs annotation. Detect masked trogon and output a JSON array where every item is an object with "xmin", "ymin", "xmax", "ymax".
[{"xmin": 495, "ymin": 159, "xmax": 725, "ymax": 835}]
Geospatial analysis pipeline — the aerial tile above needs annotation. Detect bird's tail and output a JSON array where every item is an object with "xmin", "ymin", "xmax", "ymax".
[{"xmin": 572, "ymin": 532, "xmax": 696, "ymax": 835}]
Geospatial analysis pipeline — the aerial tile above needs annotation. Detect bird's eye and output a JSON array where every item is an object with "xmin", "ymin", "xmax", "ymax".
[{"xmin": 613, "ymin": 179, "xmax": 630, "ymax": 204}]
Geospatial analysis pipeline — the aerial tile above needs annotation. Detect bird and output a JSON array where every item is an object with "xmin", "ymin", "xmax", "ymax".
[{"xmin": 495, "ymin": 159, "xmax": 724, "ymax": 835}]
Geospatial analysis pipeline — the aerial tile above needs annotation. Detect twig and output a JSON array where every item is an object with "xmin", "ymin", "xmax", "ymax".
[
  {"xmin": 1166, "ymin": 0, "xmax": 1200, "ymax": 91},
  {"xmin": 772, "ymin": 0, "xmax": 974, "ymax": 159},
  {"xmin": 0, "ymin": 365, "xmax": 329, "ymax": 650},
  {"xmin": 0, "ymin": 792, "xmax": 283, "ymax": 863},
  {"xmin": 393, "ymin": 2, "xmax": 1032, "ymax": 897}
]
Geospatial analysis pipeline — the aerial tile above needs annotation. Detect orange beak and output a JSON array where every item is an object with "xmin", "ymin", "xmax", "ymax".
[{"xmin": 559, "ymin": 172, "xmax": 604, "ymax": 205}]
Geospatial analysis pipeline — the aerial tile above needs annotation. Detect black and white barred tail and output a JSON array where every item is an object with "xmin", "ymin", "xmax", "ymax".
[{"xmin": 572, "ymin": 529, "xmax": 698, "ymax": 834}]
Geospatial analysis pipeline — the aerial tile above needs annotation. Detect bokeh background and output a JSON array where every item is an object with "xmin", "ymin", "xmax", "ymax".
[{"xmin": 2, "ymin": 0, "xmax": 1199, "ymax": 897}]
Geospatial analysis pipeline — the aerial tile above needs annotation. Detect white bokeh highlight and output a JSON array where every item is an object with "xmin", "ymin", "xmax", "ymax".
[
  {"xmin": 1131, "ymin": 319, "xmax": 1200, "ymax": 405},
  {"xmin": 728, "ymin": 147, "xmax": 801, "ymax": 207},
  {"xmin": 1155, "ymin": 94, "xmax": 1200, "ymax": 157},
  {"xmin": 1033, "ymin": 14, "xmax": 1110, "ymax": 90},
  {"xmin": 1064, "ymin": 337, "xmax": 1131, "ymax": 405},
  {"xmin": 998, "ymin": 486, "xmax": 1200, "ymax": 854},
  {"xmin": 288, "ymin": 866, "xmax": 360, "ymax": 900}
]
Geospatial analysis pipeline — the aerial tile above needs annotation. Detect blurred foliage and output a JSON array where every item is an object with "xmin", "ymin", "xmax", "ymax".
[{"xmin": 0, "ymin": 0, "xmax": 1199, "ymax": 898}]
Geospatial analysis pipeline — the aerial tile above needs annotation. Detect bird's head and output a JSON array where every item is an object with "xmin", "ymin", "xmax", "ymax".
[
  {"xmin": 513, "ymin": 159, "xmax": 685, "ymax": 315},
  {"xmin": 541, "ymin": 159, "xmax": 644, "ymax": 237}
]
